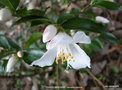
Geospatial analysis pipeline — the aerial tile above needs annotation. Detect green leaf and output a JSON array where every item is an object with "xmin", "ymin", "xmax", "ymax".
[
  {"xmin": 15, "ymin": 9, "xmax": 45, "ymax": 17},
  {"xmin": 30, "ymin": 18, "xmax": 52, "ymax": 27},
  {"xmin": 82, "ymin": 44, "xmax": 93, "ymax": 56},
  {"xmin": 100, "ymin": 32, "xmax": 118, "ymax": 43},
  {"xmin": 92, "ymin": 38, "xmax": 104, "ymax": 49},
  {"xmin": 0, "ymin": 35, "xmax": 10, "ymax": 49},
  {"xmin": 23, "ymin": 48, "xmax": 44, "ymax": 64},
  {"xmin": 70, "ymin": 9, "xmax": 81, "ymax": 16},
  {"xmin": 94, "ymin": 1, "xmax": 121, "ymax": 10},
  {"xmin": 111, "ymin": 66, "xmax": 119, "ymax": 73},
  {"xmin": 62, "ymin": 17, "xmax": 117, "ymax": 43},
  {"xmin": 0, "ymin": 60, "xmax": 8, "ymax": 72},
  {"xmin": 9, "ymin": 0, "xmax": 20, "ymax": 9},
  {"xmin": 57, "ymin": 14, "xmax": 75, "ymax": 24},
  {"xmin": 0, "ymin": 0, "xmax": 15, "ymax": 11},
  {"xmin": 0, "ymin": 35, "xmax": 20, "ymax": 50},
  {"xmin": 7, "ymin": 39, "xmax": 20, "ymax": 50},
  {"xmin": 0, "ymin": 0, "xmax": 20, "ymax": 11},
  {"xmin": 26, "ymin": 33, "xmax": 42, "ymax": 48},
  {"xmin": 0, "ymin": 50, "xmax": 15, "ymax": 59},
  {"xmin": 62, "ymin": 17, "xmax": 106, "ymax": 33},
  {"xmin": 13, "ymin": 16, "xmax": 45, "ymax": 25}
]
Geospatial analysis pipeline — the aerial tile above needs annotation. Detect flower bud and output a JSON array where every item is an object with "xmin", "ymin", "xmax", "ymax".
[
  {"xmin": 17, "ymin": 51, "xmax": 24, "ymax": 58},
  {"xmin": 0, "ymin": 8, "xmax": 12, "ymax": 22},
  {"xmin": 108, "ymin": 0, "xmax": 114, "ymax": 2},
  {"xmin": 6, "ymin": 54, "xmax": 19, "ymax": 72},
  {"xmin": 5, "ymin": 20, "xmax": 13, "ymax": 27},
  {"xmin": 96, "ymin": 16, "xmax": 109, "ymax": 24},
  {"xmin": 43, "ymin": 25, "xmax": 57, "ymax": 43}
]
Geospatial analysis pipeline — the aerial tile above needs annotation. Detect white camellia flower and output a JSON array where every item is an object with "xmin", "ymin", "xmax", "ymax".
[
  {"xmin": 31, "ymin": 31, "xmax": 91, "ymax": 69},
  {"xmin": 6, "ymin": 54, "xmax": 19, "ymax": 72},
  {"xmin": 0, "ymin": 8, "xmax": 12, "ymax": 22},
  {"xmin": 43, "ymin": 25, "xmax": 57, "ymax": 43},
  {"xmin": 96, "ymin": 16, "xmax": 110, "ymax": 24}
]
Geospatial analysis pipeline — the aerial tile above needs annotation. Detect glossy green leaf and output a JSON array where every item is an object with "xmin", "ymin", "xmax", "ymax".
[
  {"xmin": 0, "ymin": 60, "xmax": 8, "ymax": 72},
  {"xmin": 100, "ymin": 32, "xmax": 118, "ymax": 44},
  {"xmin": 7, "ymin": 39, "xmax": 20, "ymax": 50},
  {"xmin": 0, "ymin": 36, "xmax": 10, "ymax": 49},
  {"xmin": 0, "ymin": 50, "xmax": 15, "ymax": 59},
  {"xmin": 13, "ymin": 16, "xmax": 45, "ymax": 25},
  {"xmin": 15, "ymin": 9, "xmax": 45, "ymax": 17},
  {"xmin": 26, "ymin": 33, "xmax": 42, "ymax": 48},
  {"xmin": 0, "ymin": 0, "xmax": 20, "ymax": 11},
  {"xmin": 62, "ymin": 17, "xmax": 106, "ymax": 33},
  {"xmin": 0, "ymin": 35, "xmax": 20, "ymax": 50},
  {"xmin": 94, "ymin": 1, "xmax": 121, "ymax": 10},
  {"xmin": 0, "ymin": 0, "xmax": 15, "ymax": 11},
  {"xmin": 82, "ymin": 44, "xmax": 93, "ymax": 56},
  {"xmin": 92, "ymin": 38, "xmax": 104, "ymax": 49},
  {"xmin": 30, "ymin": 18, "xmax": 52, "ymax": 27},
  {"xmin": 9, "ymin": 0, "xmax": 20, "ymax": 9},
  {"xmin": 57, "ymin": 14, "xmax": 75, "ymax": 24},
  {"xmin": 62, "ymin": 17, "xmax": 117, "ymax": 43},
  {"xmin": 23, "ymin": 48, "xmax": 44, "ymax": 64}
]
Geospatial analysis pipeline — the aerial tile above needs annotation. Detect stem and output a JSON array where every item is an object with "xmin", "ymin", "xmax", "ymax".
[
  {"xmin": 56, "ymin": 65, "xmax": 60, "ymax": 90},
  {"xmin": 85, "ymin": 68, "xmax": 108, "ymax": 90}
]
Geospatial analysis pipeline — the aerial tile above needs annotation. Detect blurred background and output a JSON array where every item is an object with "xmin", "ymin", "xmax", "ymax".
[{"xmin": 0, "ymin": 0, "xmax": 122, "ymax": 90}]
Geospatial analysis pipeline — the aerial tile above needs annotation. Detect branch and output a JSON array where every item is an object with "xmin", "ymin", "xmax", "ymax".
[{"xmin": 85, "ymin": 68, "xmax": 108, "ymax": 90}]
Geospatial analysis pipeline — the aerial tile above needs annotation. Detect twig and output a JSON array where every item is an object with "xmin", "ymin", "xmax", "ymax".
[
  {"xmin": 85, "ymin": 68, "xmax": 108, "ymax": 90},
  {"xmin": 0, "ymin": 73, "xmax": 37, "ymax": 78}
]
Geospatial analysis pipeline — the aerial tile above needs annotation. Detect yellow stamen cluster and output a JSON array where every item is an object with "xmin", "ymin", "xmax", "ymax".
[{"xmin": 56, "ymin": 50, "xmax": 75, "ymax": 64}]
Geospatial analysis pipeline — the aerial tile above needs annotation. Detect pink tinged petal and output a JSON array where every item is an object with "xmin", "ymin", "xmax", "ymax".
[
  {"xmin": 43, "ymin": 25, "xmax": 57, "ymax": 43},
  {"xmin": 47, "ymin": 32, "xmax": 75, "ymax": 49},
  {"xmin": 31, "ymin": 47, "xmax": 57, "ymax": 67},
  {"xmin": 68, "ymin": 44, "xmax": 91, "ymax": 69},
  {"xmin": 6, "ymin": 54, "xmax": 18, "ymax": 72},
  {"xmin": 73, "ymin": 31, "xmax": 91, "ymax": 44}
]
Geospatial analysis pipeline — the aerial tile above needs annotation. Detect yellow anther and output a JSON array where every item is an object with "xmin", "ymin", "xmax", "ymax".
[
  {"xmin": 56, "ymin": 59, "xmax": 59, "ymax": 64},
  {"xmin": 63, "ymin": 59, "xmax": 67, "ymax": 62},
  {"xmin": 73, "ymin": 60, "xmax": 76, "ymax": 62},
  {"xmin": 69, "ymin": 60, "xmax": 71, "ymax": 61},
  {"xmin": 71, "ymin": 56, "xmax": 74, "ymax": 59},
  {"xmin": 65, "ymin": 56, "xmax": 69, "ymax": 59},
  {"xmin": 68, "ymin": 53, "xmax": 72, "ymax": 56},
  {"xmin": 57, "ymin": 56, "xmax": 61, "ymax": 60}
]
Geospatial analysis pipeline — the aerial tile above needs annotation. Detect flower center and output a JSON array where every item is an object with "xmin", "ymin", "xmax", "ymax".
[{"xmin": 56, "ymin": 47, "xmax": 75, "ymax": 64}]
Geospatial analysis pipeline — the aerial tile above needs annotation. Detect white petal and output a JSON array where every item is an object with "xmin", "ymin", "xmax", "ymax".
[
  {"xmin": 46, "ymin": 42, "xmax": 50, "ymax": 50},
  {"xmin": 31, "ymin": 47, "xmax": 57, "ymax": 67},
  {"xmin": 73, "ymin": 31, "xmax": 91, "ymax": 44},
  {"xmin": 6, "ymin": 54, "xmax": 18, "ymax": 72},
  {"xmin": 68, "ymin": 44, "xmax": 91, "ymax": 69},
  {"xmin": 47, "ymin": 32, "xmax": 74, "ymax": 49},
  {"xmin": 43, "ymin": 25, "xmax": 57, "ymax": 43},
  {"xmin": 0, "ymin": 8, "xmax": 12, "ymax": 22},
  {"xmin": 96, "ymin": 16, "xmax": 109, "ymax": 24}
]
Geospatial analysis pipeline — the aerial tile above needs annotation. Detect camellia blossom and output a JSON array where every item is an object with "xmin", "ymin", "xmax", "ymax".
[
  {"xmin": 0, "ymin": 8, "xmax": 12, "ymax": 22},
  {"xmin": 96, "ymin": 16, "xmax": 110, "ymax": 24},
  {"xmin": 43, "ymin": 25, "xmax": 57, "ymax": 43},
  {"xmin": 6, "ymin": 54, "xmax": 19, "ymax": 72},
  {"xmin": 31, "ymin": 31, "xmax": 91, "ymax": 69}
]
